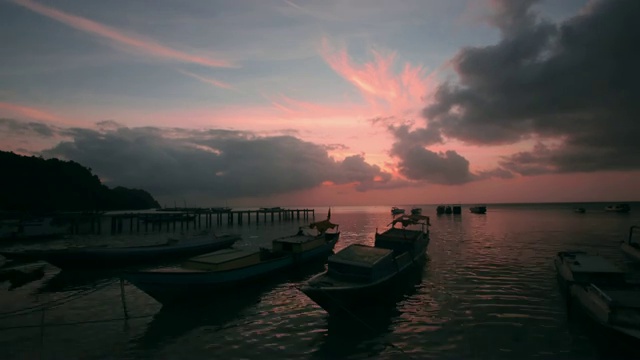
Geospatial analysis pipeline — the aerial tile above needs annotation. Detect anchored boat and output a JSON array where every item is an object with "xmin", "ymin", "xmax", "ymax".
[
  {"xmin": 0, "ymin": 233, "xmax": 240, "ymax": 270},
  {"xmin": 124, "ymin": 219, "xmax": 340, "ymax": 304},
  {"xmin": 300, "ymin": 214, "xmax": 429, "ymax": 314}
]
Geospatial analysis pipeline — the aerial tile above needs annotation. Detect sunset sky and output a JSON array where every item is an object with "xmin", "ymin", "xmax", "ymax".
[{"xmin": 1, "ymin": 0, "xmax": 639, "ymax": 207}]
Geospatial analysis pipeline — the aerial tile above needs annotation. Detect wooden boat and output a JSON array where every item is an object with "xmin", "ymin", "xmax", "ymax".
[
  {"xmin": 605, "ymin": 204, "xmax": 631, "ymax": 213},
  {"xmin": 570, "ymin": 282, "xmax": 640, "ymax": 341},
  {"xmin": 300, "ymin": 214, "xmax": 430, "ymax": 314},
  {"xmin": 410, "ymin": 207, "xmax": 422, "ymax": 215},
  {"xmin": 0, "ymin": 233, "xmax": 240, "ymax": 270},
  {"xmin": 391, "ymin": 207, "xmax": 405, "ymax": 215},
  {"xmin": 554, "ymin": 251, "xmax": 626, "ymax": 295},
  {"xmin": 123, "ymin": 228, "xmax": 340, "ymax": 304},
  {"xmin": 469, "ymin": 206, "xmax": 487, "ymax": 214},
  {"xmin": 621, "ymin": 226, "xmax": 640, "ymax": 263}
]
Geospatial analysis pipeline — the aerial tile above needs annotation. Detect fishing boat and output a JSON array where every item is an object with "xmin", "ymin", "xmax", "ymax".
[
  {"xmin": 0, "ymin": 233, "xmax": 240, "ymax": 270},
  {"xmin": 469, "ymin": 206, "xmax": 487, "ymax": 214},
  {"xmin": 570, "ymin": 281, "xmax": 640, "ymax": 340},
  {"xmin": 605, "ymin": 204, "xmax": 631, "ymax": 213},
  {"xmin": 300, "ymin": 214, "xmax": 430, "ymax": 314},
  {"xmin": 574, "ymin": 207, "xmax": 586, "ymax": 213},
  {"xmin": 410, "ymin": 207, "xmax": 422, "ymax": 215},
  {"xmin": 123, "ymin": 223, "xmax": 340, "ymax": 304},
  {"xmin": 621, "ymin": 226, "xmax": 640, "ymax": 263},
  {"xmin": 554, "ymin": 251, "xmax": 626, "ymax": 295},
  {"xmin": 391, "ymin": 207, "xmax": 405, "ymax": 215}
]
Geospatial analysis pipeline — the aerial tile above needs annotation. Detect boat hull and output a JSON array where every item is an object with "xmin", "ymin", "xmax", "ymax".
[
  {"xmin": 301, "ymin": 248, "xmax": 426, "ymax": 314},
  {"xmin": 568, "ymin": 285, "xmax": 640, "ymax": 355},
  {"xmin": 301, "ymin": 261, "xmax": 424, "ymax": 314},
  {"xmin": 124, "ymin": 238, "xmax": 338, "ymax": 304},
  {"xmin": 0, "ymin": 234, "xmax": 240, "ymax": 270},
  {"xmin": 621, "ymin": 242, "xmax": 640, "ymax": 263}
]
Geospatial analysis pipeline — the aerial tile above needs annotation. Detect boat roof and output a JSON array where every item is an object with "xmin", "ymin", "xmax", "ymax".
[
  {"xmin": 273, "ymin": 234, "xmax": 318, "ymax": 244},
  {"xmin": 329, "ymin": 244, "xmax": 393, "ymax": 267},
  {"xmin": 188, "ymin": 248, "xmax": 258, "ymax": 264},
  {"xmin": 567, "ymin": 254, "xmax": 623, "ymax": 274}
]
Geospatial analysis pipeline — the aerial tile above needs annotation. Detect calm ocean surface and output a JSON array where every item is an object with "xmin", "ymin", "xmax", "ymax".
[{"xmin": 1, "ymin": 203, "xmax": 640, "ymax": 359}]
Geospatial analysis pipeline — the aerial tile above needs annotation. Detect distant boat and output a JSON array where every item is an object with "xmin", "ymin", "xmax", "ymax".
[
  {"xmin": 469, "ymin": 206, "xmax": 487, "ymax": 214},
  {"xmin": 445, "ymin": 206, "xmax": 452, "ymax": 214},
  {"xmin": 436, "ymin": 205, "xmax": 445, "ymax": 215},
  {"xmin": 605, "ymin": 204, "xmax": 631, "ymax": 213},
  {"xmin": 299, "ymin": 214, "xmax": 430, "ymax": 314},
  {"xmin": 574, "ymin": 207, "xmax": 586, "ymax": 213},
  {"xmin": 391, "ymin": 206, "xmax": 405, "ymax": 215},
  {"xmin": 452, "ymin": 205, "xmax": 462, "ymax": 215},
  {"xmin": 8, "ymin": 217, "xmax": 69, "ymax": 239},
  {"xmin": 123, "ymin": 226, "xmax": 340, "ymax": 304},
  {"xmin": 260, "ymin": 207, "xmax": 283, "ymax": 212},
  {"xmin": 0, "ymin": 233, "xmax": 240, "ymax": 270},
  {"xmin": 410, "ymin": 207, "xmax": 422, "ymax": 215},
  {"xmin": 621, "ymin": 226, "xmax": 640, "ymax": 263},
  {"xmin": 210, "ymin": 207, "xmax": 232, "ymax": 213}
]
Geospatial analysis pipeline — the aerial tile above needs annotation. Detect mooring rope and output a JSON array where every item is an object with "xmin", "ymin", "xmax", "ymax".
[
  {"xmin": 0, "ymin": 314, "xmax": 155, "ymax": 331},
  {"xmin": 0, "ymin": 280, "xmax": 116, "ymax": 319}
]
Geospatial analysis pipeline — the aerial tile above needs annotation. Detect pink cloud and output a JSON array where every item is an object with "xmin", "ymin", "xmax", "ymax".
[
  {"xmin": 0, "ymin": 102, "xmax": 62, "ymax": 123},
  {"xmin": 12, "ymin": 0, "xmax": 236, "ymax": 68},
  {"xmin": 319, "ymin": 37, "xmax": 438, "ymax": 116}
]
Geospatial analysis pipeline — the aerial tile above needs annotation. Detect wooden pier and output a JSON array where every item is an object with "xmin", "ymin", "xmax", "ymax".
[{"xmin": 65, "ymin": 208, "xmax": 316, "ymax": 235}]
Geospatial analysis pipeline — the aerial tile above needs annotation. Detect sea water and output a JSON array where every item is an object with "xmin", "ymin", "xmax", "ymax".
[{"xmin": 1, "ymin": 203, "xmax": 639, "ymax": 359}]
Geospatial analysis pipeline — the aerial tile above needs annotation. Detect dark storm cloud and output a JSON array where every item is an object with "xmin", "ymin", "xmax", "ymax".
[
  {"xmin": 0, "ymin": 118, "xmax": 56, "ymax": 137},
  {"xmin": 390, "ymin": 140, "xmax": 476, "ymax": 185},
  {"xmin": 393, "ymin": 0, "xmax": 640, "ymax": 180},
  {"xmin": 42, "ymin": 125, "xmax": 393, "ymax": 198}
]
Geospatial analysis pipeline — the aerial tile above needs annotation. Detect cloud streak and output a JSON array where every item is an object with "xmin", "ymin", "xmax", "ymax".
[
  {"xmin": 177, "ymin": 69, "xmax": 234, "ymax": 90},
  {"xmin": 12, "ymin": 0, "xmax": 236, "ymax": 68},
  {"xmin": 0, "ymin": 102, "xmax": 64, "ymax": 124}
]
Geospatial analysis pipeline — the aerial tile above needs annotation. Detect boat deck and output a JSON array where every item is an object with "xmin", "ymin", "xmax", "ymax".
[
  {"xmin": 566, "ymin": 254, "xmax": 623, "ymax": 274},
  {"xmin": 329, "ymin": 245, "xmax": 393, "ymax": 267},
  {"xmin": 377, "ymin": 228, "xmax": 423, "ymax": 241}
]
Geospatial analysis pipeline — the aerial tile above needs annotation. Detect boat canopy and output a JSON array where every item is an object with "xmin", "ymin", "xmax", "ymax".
[
  {"xmin": 309, "ymin": 219, "xmax": 338, "ymax": 234},
  {"xmin": 390, "ymin": 214, "xmax": 430, "ymax": 228}
]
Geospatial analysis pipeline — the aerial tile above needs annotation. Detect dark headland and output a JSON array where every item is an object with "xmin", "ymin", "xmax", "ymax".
[{"xmin": 0, "ymin": 150, "xmax": 159, "ymax": 214}]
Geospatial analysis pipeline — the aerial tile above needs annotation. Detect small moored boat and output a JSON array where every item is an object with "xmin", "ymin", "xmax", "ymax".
[
  {"xmin": 570, "ymin": 282, "xmax": 640, "ymax": 341},
  {"xmin": 123, "ymin": 225, "xmax": 340, "ymax": 304},
  {"xmin": 605, "ymin": 204, "xmax": 631, "ymax": 213},
  {"xmin": 300, "ymin": 214, "xmax": 429, "ymax": 314},
  {"xmin": 410, "ymin": 207, "xmax": 422, "ymax": 215},
  {"xmin": 391, "ymin": 207, "xmax": 405, "ymax": 215},
  {"xmin": 0, "ymin": 233, "xmax": 240, "ymax": 270},
  {"xmin": 554, "ymin": 251, "xmax": 626, "ymax": 294},
  {"xmin": 469, "ymin": 206, "xmax": 487, "ymax": 214}
]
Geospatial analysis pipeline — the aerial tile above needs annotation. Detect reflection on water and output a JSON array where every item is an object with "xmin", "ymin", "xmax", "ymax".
[
  {"xmin": 1, "ymin": 204, "xmax": 640, "ymax": 359},
  {"xmin": 314, "ymin": 261, "xmax": 426, "ymax": 359},
  {"xmin": 38, "ymin": 269, "xmax": 119, "ymax": 293}
]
